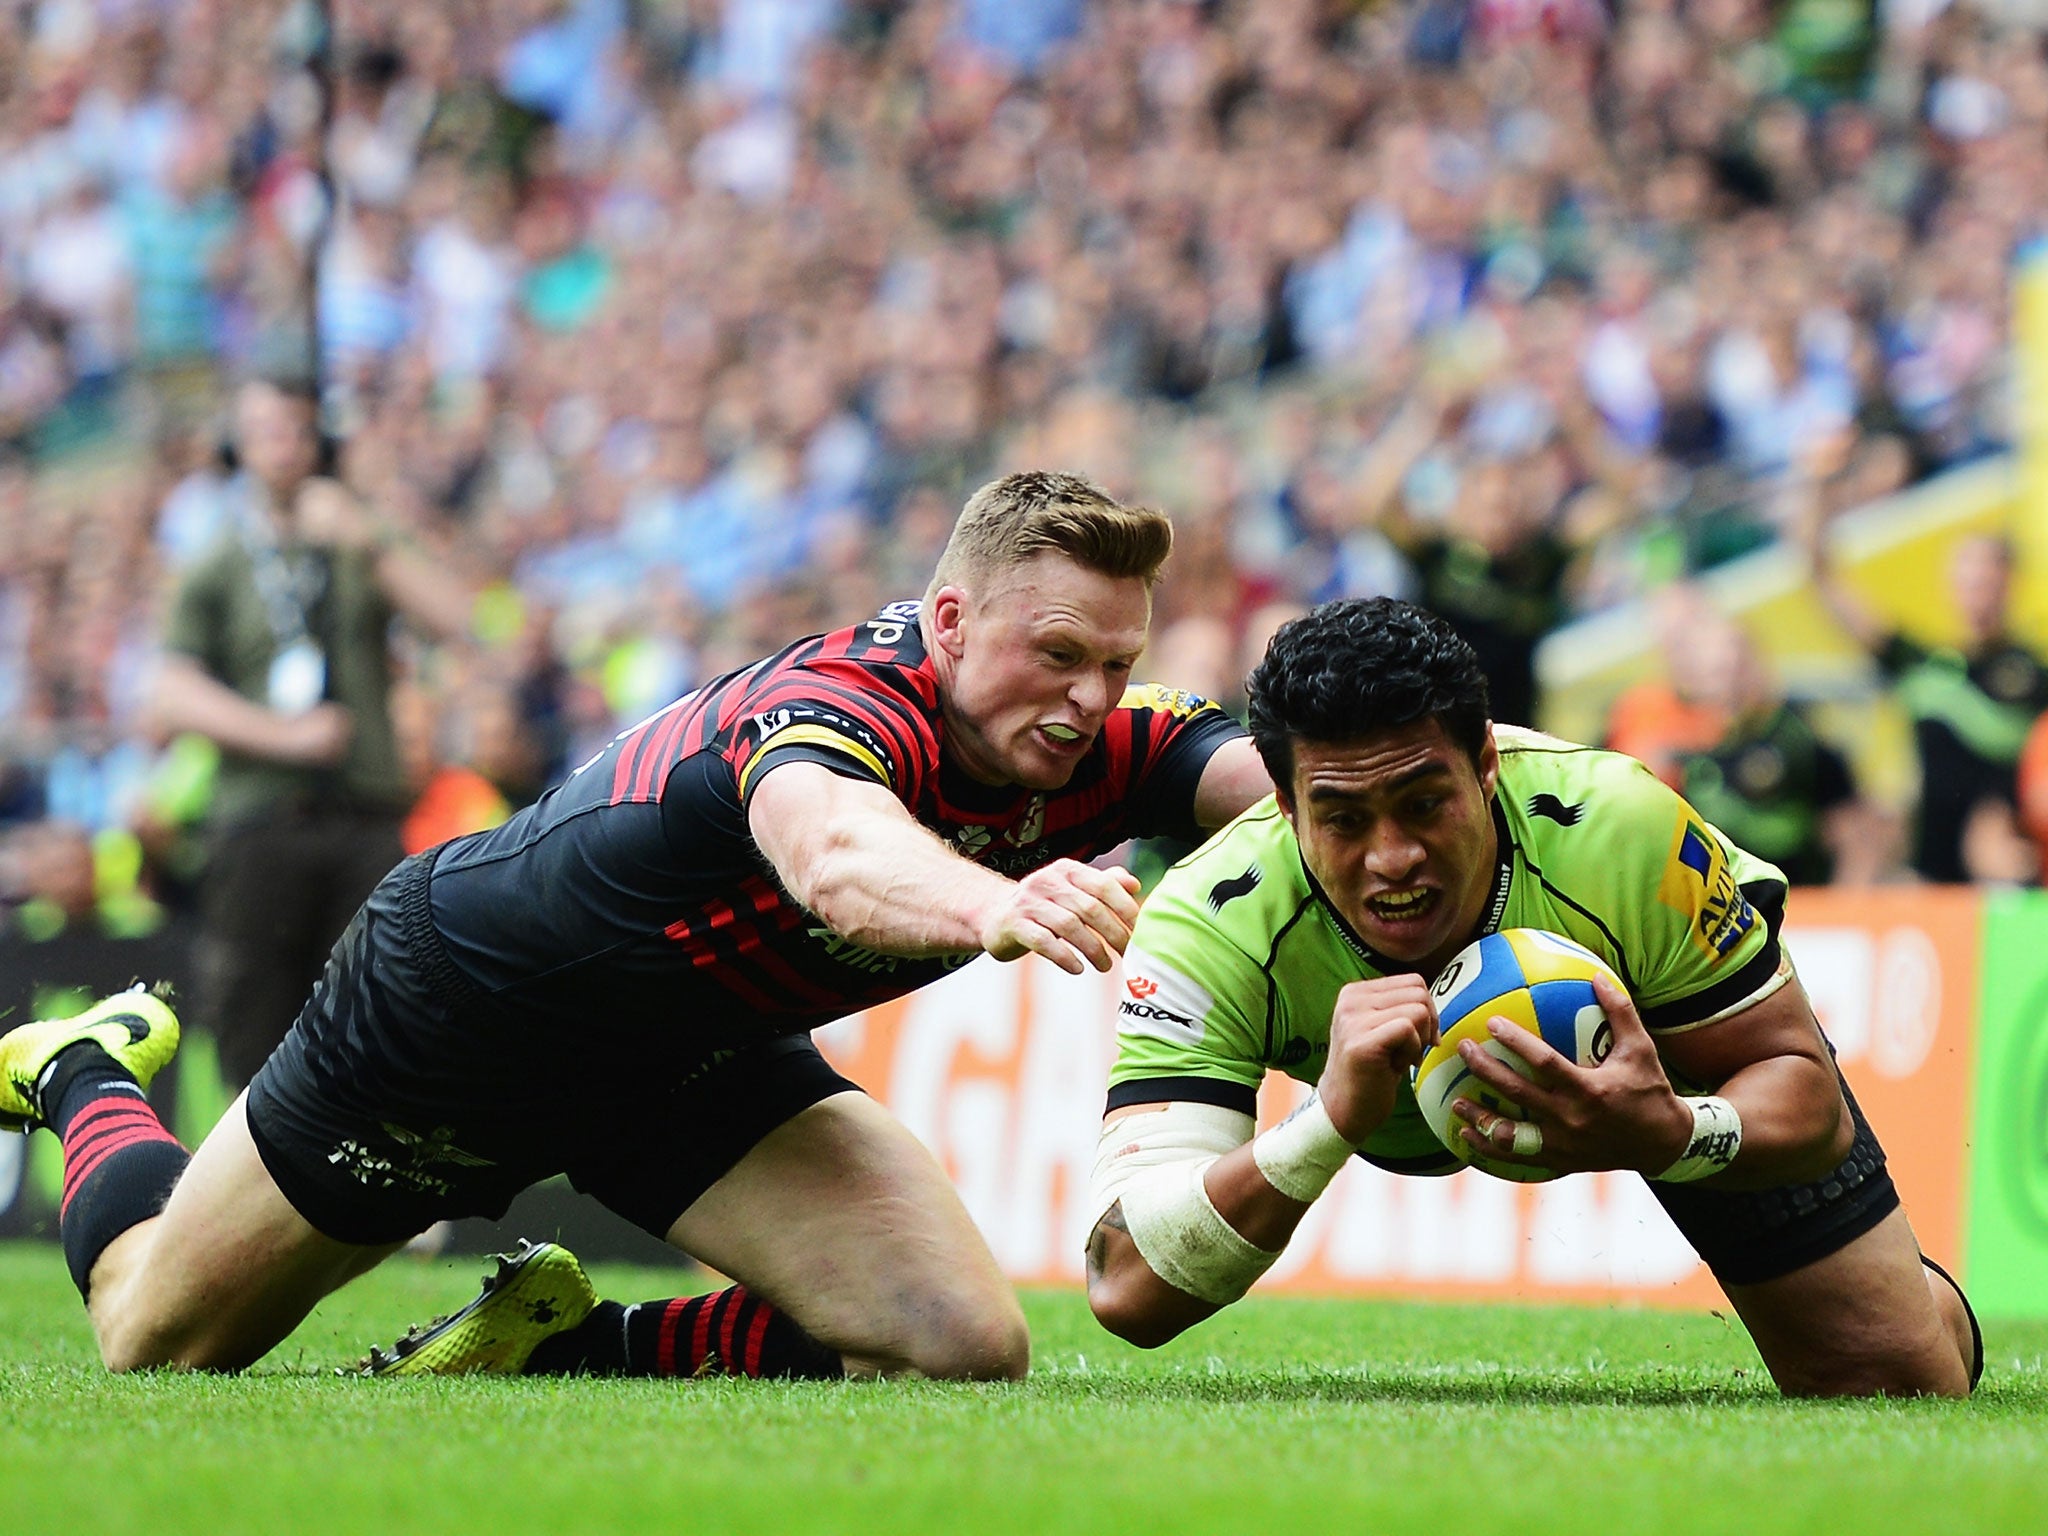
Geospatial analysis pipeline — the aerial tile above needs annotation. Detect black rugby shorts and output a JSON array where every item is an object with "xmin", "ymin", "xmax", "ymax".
[
  {"xmin": 244, "ymin": 854, "xmax": 861, "ymax": 1246},
  {"xmin": 1649, "ymin": 1064, "xmax": 1898, "ymax": 1286}
]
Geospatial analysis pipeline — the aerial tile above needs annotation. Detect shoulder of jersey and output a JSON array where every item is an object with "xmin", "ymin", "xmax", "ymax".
[
  {"xmin": 1495, "ymin": 724, "xmax": 1669, "ymax": 838},
  {"xmin": 1147, "ymin": 796, "xmax": 1304, "ymax": 931}
]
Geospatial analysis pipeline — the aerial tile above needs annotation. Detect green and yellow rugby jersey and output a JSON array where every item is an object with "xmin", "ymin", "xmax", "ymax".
[{"xmin": 1107, "ymin": 726, "xmax": 1791, "ymax": 1171}]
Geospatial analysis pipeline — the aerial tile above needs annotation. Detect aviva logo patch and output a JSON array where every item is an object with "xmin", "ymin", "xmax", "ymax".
[{"xmin": 1659, "ymin": 818, "xmax": 1756, "ymax": 961}]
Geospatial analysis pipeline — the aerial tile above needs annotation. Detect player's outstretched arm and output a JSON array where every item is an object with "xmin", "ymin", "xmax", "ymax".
[
  {"xmin": 1453, "ymin": 972, "xmax": 1851, "ymax": 1188},
  {"xmin": 1191, "ymin": 737, "xmax": 1275, "ymax": 830},
  {"xmin": 749, "ymin": 761, "xmax": 1141, "ymax": 973},
  {"xmin": 1086, "ymin": 977, "xmax": 1437, "ymax": 1346}
]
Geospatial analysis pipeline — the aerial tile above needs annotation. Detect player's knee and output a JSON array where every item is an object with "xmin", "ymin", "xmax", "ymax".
[
  {"xmin": 1087, "ymin": 1282, "xmax": 1180, "ymax": 1351},
  {"xmin": 92, "ymin": 1295, "xmax": 253, "ymax": 1374},
  {"xmin": 901, "ymin": 1293, "xmax": 1030, "ymax": 1381},
  {"xmin": 1771, "ymin": 1343, "xmax": 1971, "ymax": 1400}
]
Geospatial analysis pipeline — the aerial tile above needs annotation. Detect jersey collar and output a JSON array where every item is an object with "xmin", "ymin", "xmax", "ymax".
[{"xmin": 1303, "ymin": 796, "xmax": 1517, "ymax": 978}]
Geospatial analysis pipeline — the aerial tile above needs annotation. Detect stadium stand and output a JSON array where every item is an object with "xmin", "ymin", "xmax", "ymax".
[{"xmin": 3, "ymin": 0, "xmax": 2047, "ymax": 954}]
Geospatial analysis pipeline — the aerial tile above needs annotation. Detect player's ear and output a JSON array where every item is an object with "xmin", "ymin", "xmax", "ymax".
[
  {"xmin": 1476, "ymin": 724, "xmax": 1500, "ymax": 800},
  {"xmin": 928, "ymin": 585, "xmax": 970, "ymax": 658}
]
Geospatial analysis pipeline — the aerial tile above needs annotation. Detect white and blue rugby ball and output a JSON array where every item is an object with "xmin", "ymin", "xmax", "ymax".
[{"xmin": 1411, "ymin": 928, "xmax": 1621, "ymax": 1183}]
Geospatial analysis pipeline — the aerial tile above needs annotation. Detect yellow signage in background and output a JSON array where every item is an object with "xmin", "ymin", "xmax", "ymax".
[{"xmin": 2013, "ymin": 239, "xmax": 2048, "ymax": 639}]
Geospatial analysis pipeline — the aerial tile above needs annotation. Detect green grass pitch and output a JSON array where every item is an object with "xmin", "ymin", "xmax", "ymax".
[{"xmin": 2, "ymin": 1243, "xmax": 2043, "ymax": 1535}]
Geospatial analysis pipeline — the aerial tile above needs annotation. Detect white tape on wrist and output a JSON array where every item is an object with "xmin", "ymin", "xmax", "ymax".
[
  {"xmin": 1119, "ymin": 1157, "xmax": 1279, "ymax": 1306},
  {"xmin": 1251, "ymin": 1091, "xmax": 1358, "ymax": 1204},
  {"xmin": 1655, "ymin": 1095, "xmax": 1743, "ymax": 1183}
]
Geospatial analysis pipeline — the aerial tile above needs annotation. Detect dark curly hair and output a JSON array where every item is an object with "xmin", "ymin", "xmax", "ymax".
[{"xmin": 1245, "ymin": 598, "xmax": 1491, "ymax": 790}]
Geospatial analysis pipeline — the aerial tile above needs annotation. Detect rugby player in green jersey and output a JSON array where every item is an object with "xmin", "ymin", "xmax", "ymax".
[{"xmin": 1085, "ymin": 598, "xmax": 1979, "ymax": 1397}]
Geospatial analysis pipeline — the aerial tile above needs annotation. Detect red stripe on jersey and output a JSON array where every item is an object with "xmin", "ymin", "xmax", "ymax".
[
  {"xmin": 611, "ymin": 726, "xmax": 649, "ymax": 803},
  {"xmin": 703, "ymin": 900, "xmax": 843, "ymax": 1008},
  {"xmin": 634, "ymin": 697, "xmax": 697, "ymax": 803},
  {"xmin": 662, "ymin": 917, "xmax": 788, "ymax": 1012}
]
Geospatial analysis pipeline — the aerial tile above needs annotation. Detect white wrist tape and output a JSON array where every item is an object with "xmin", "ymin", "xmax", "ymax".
[
  {"xmin": 1251, "ymin": 1091, "xmax": 1358, "ymax": 1204},
  {"xmin": 1119, "ymin": 1157, "xmax": 1279, "ymax": 1305},
  {"xmin": 1655, "ymin": 1095, "xmax": 1743, "ymax": 1183}
]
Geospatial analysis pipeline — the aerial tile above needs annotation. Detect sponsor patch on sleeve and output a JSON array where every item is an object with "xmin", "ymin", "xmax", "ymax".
[
  {"xmin": 739, "ymin": 704, "xmax": 894, "ymax": 796},
  {"xmin": 1116, "ymin": 683, "xmax": 1215, "ymax": 720},
  {"xmin": 1657, "ymin": 815, "xmax": 1758, "ymax": 964},
  {"xmin": 1116, "ymin": 945, "xmax": 1213, "ymax": 1046}
]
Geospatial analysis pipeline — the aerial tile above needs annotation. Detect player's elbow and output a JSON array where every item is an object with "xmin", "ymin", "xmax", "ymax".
[
  {"xmin": 1778, "ymin": 1072, "xmax": 1856, "ymax": 1184},
  {"xmin": 1086, "ymin": 1267, "xmax": 1190, "ymax": 1350}
]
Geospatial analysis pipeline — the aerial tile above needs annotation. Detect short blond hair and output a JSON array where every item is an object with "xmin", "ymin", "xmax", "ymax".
[{"xmin": 924, "ymin": 471, "xmax": 1173, "ymax": 605}]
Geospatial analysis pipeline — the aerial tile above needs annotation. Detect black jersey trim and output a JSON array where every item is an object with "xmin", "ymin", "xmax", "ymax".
[
  {"xmin": 1260, "ymin": 894, "xmax": 1322, "ymax": 1062},
  {"xmin": 1123, "ymin": 706, "xmax": 1248, "ymax": 845},
  {"xmin": 741, "ymin": 741, "xmax": 894, "ymax": 807},
  {"xmin": 1638, "ymin": 879, "xmax": 1788, "ymax": 1033},
  {"xmin": 1105, "ymin": 1076, "xmax": 1259, "ymax": 1116},
  {"xmin": 1516, "ymin": 866, "xmax": 1640, "ymax": 994}
]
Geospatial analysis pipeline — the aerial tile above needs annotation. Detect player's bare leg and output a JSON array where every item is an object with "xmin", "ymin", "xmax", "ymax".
[
  {"xmin": 667, "ymin": 1090, "xmax": 1029, "ymax": 1380},
  {"xmin": 89, "ymin": 1093, "xmax": 403, "ymax": 1371},
  {"xmin": 1720, "ymin": 1206, "xmax": 1976, "ymax": 1398},
  {"xmin": 361, "ymin": 1089, "xmax": 1027, "ymax": 1382}
]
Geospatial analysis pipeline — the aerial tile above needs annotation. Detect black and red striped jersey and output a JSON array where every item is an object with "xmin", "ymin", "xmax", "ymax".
[{"xmin": 426, "ymin": 600, "xmax": 1245, "ymax": 1046}]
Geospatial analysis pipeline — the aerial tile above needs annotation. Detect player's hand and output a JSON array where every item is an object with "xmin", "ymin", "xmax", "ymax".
[
  {"xmin": 979, "ymin": 860, "xmax": 1143, "ymax": 975},
  {"xmin": 272, "ymin": 702, "xmax": 354, "ymax": 767},
  {"xmin": 1450, "ymin": 972, "xmax": 1694, "ymax": 1175},
  {"xmin": 1319, "ymin": 974, "xmax": 1440, "ymax": 1145}
]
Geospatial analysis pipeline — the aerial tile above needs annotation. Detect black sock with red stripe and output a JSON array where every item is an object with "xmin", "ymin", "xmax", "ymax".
[
  {"xmin": 45, "ymin": 1044, "xmax": 189, "ymax": 1298},
  {"xmin": 525, "ymin": 1286, "xmax": 843, "ymax": 1379}
]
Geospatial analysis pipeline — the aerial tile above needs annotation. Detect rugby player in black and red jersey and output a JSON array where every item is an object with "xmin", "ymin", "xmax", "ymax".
[{"xmin": 0, "ymin": 471, "xmax": 1273, "ymax": 1380}]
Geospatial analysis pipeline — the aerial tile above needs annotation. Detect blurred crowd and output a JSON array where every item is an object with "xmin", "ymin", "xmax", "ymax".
[{"xmin": 5, "ymin": 0, "xmax": 2048, "ymax": 944}]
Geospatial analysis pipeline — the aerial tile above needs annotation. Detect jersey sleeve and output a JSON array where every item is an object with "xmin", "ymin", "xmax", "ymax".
[
  {"xmin": 1104, "ymin": 879, "xmax": 1271, "ymax": 1116},
  {"xmin": 1103, "ymin": 684, "xmax": 1248, "ymax": 844},
  {"xmin": 732, "ymin": 656, "xmax": 938, "ymax": 811},
  {"xmin": 160, "ymin": 553, "xmax": 225, "ymax": 671},
  {"xmin": 1601, "ymin": 765, "xmax": 1790, "ymax": 1033}
]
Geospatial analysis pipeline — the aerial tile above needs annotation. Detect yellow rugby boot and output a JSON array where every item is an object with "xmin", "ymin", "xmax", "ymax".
[
  {"xmin": 0, "ymin": 986, "xmax": 181, "ymax": 1132},
  {"xmin": 359, "ymin": 1241, "xmax": 598, "ymax": 1376}
]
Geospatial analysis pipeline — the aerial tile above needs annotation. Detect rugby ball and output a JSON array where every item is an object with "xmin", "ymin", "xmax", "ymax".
[{"xmin": 1411, "ymin": 928, "xmax": 1622, "ymax": 1183}]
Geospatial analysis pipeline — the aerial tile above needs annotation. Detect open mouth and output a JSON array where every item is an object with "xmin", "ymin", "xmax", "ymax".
[
  {"xmin": 1364, "ymin": 888, "xmax": 1438, "ymax": 925},
  {"xmin": 1036, "ymin": 722, "xmax": 1088, "ymax": 751}
]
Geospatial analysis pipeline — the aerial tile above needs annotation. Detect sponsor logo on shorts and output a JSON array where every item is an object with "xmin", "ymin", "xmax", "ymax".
[
  {"xmin": 1116, "ymin": 947, "xmax": 1211, "ymax": 1046},
  {"xmin": 326, "ymin": 1123, "xmax": 494, "ymax": 1197}
]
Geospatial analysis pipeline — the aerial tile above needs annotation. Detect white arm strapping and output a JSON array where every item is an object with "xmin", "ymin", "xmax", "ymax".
[
  {"xmin": 1090, "ymin": 1101, "xmax": 1276, "ymax": 1307},
  {"xmin": 1089, "ymin": 1100, "xmax": 1255, "ymax": 1228}
]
